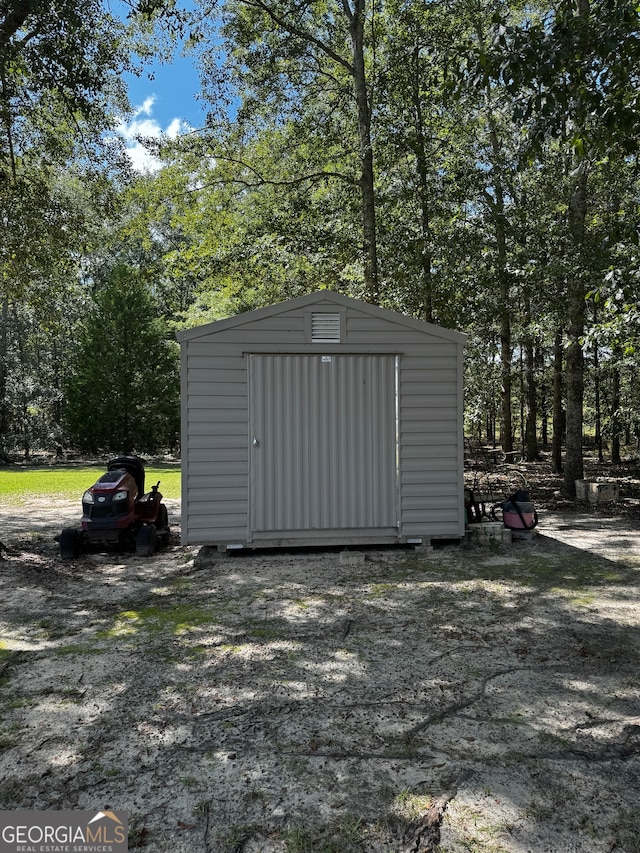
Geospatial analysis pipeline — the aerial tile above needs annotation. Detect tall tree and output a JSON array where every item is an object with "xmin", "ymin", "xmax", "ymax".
[
  {"xmin": 189, "ymin": 0, "xmax": 381, "ymax": 300},
  {"xmin": 65, "ymin": 265, "xmax": 179, "ymax": 453},
  {"xmin": 477, "ymin": 0, "xmax": 640, "ymax": 492},
  {"xmin": 374, "ymin": 0, "xmax": 473, "ymax": 324},
  {"xmin": 0, "ymin": 1, "xmax": 140, "ymax": 453}
]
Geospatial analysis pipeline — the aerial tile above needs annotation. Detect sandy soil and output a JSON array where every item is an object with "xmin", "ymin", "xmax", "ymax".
[{"xmin": 1, "ymin": 496, "xmax": 639, "ymax": 852}]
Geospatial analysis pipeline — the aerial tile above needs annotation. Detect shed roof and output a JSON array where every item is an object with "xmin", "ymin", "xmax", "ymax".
[{"xmin": 176, "ymin": 291, "xmax": 467, "ymax": 344}]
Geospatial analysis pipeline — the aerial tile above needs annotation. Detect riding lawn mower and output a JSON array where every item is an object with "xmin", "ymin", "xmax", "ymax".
[{"xmin": 59, "ymin": 456, "xmax": 170, "ymax": 559}]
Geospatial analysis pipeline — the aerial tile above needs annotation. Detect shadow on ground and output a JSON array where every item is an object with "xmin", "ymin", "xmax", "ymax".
[{"xmin": 0, "ymin": 506, "xmax": 639, "ymax": 852}]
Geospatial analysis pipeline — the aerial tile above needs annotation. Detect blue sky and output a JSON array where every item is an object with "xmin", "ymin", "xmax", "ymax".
[
  {"xmin": 125, "ymin": 52, "xmax": 206, "ymax": 129},
  {"xmin": 114, "ymin": 1, "xmax": 208, "ymax": 172},
  {"xmin": 117, "ymin": 53, "xmax": 206, "ymax": 171}
]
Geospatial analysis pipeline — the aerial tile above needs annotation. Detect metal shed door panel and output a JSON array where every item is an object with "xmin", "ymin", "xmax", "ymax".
[{"xmin": 250, "ymin": 355, "xmax": 398, "ymax": 533}]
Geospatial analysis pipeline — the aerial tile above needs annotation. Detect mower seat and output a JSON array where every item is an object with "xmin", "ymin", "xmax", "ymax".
[{"xmin": 108, "ymin": 455, "xmax": 145, "ymax": 499}]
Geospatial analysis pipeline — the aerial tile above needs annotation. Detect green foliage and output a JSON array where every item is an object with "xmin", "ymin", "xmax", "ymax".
[
  {"xmin": 186, "ymin": 0, "xmax": 381, "ymax": 299},
  {"xmin": 0, "ymin": 1, "xmax": 133, "ymax": 303},
  {"xmin": 0, "ymin": 1, "xmax": 142, "ymax": 459},
  {"xmin": 483, "ymin": 0, "xmax": 640, "ymax": 156},
  {"xmin": 64, "ymin": 265, "xmax": 179, "ymax": 454},
  {"xmin": 3, "ymin": 0, "xmax": 640, "ymax": 466}
]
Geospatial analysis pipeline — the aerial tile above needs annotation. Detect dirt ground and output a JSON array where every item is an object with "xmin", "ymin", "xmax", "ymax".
[{"xmin": 1, "ymin": 472, "xmax": 640, "ymax": 852}]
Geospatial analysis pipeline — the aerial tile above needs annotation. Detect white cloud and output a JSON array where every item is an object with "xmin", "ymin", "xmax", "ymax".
[
  {"xmin": 165, "ymin": 118, "xmax": 184, "ymax": 139},
  {"xmin": 139, "ymin": 96, "xmax": 156, "ymax": 116},
  {"xmin": 116, "ymin": 97, "xmax": 188, "ymax": 173}
]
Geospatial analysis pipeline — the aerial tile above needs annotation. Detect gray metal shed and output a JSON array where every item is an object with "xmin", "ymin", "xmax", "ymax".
[{"xmin": 176, "ymin": 291, "xmax": 467, "ymax": 549}]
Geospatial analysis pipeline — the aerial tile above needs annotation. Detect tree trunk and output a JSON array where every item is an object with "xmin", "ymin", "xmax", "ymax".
[
  {"xmin": 496, "ymin": 198, "xmax": 512, "ymax": 453},
  {"xmin": 345, "ymin": 0, "xmax": 379, "ymax": 303},
  {"xmin": 0, "ymin": 296, "xmax": 8, "ymax": 459},
  {"xmin": 485, "ymin": 121, "xmax": 512, "ymax": 453},
  {"xmin": 538, "ymin": 347, "xmax": 548, "ymax": 446},
  {"xmin": 411, "ymin": 44, "xmax": 433, "ymax": 322},
  {"xmin": 1, "ymin": 62, "xmax": 16, "ymax": 459},
  {"xmin": 243, "ymin": 0, "xmax": 380, "ymax": 302},
  {"xmin": 562, "ymin": 164, "xmax": 588, "ymax": 497},
  {"xmin": 611, "ymin": 355, "xmax": 621, "ymax": 464},
  {"xmin": 522, "ymin": 287, "xmax": 538, "ymax": 460},
  {"xmin": 551, "ymin": 331, "xmax": 564, "ymax": 474},
  {"xmin": 593, "ymin": 341, "xmax": 603, "ymax": 462},
  {"xmin": 563, "ymin": 309, "xmax": 585, "ymax": 493},
  {"xmin": 525, "ymin": 340, "xmax": 539, "ymax": 461},
  {"xmin": 562, "ymin": 0, "xmax": 590, "ymax": 497},
  {"xmin": 475, "ymin": 21, "xmax": 513, "ymax": 454}
]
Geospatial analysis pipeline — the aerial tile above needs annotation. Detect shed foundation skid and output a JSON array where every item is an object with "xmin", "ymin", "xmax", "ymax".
[
  {"xmin": 510, "ymin": 528, "xmax": 538, "ymax": 541},
  {"xmin": 214, "ymin": 534, "xmax": 439, "ymax": 552},
  {"xmin": 466, "ymin": 521, "xmax": 511, "ymax": 546}
]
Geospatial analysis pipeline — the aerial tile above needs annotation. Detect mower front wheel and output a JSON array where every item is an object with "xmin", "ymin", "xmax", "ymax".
[
  {"xmin": 136, "ymin": 524, "xmax": 157, "ymax": 557},
  {"xmin": 60, "ymin": 528, "xmax": 80, "ymax": 561}
]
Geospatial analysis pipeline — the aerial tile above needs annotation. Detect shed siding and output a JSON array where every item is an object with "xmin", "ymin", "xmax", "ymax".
[
  {"xmin": 179, "ymin": 292, "xmax": 466, "ymax": 546},
  {"xmin": 182, "ymin": 348, "xmax": 248, "ymax": 543}
]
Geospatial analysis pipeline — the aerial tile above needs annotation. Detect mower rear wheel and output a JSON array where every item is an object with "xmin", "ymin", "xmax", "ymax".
[
  {"xmin": 60, "ymin": 528, "xmax": 80, "ymax": 560},
  {"xmin": 136, "ymin": 524, "xmax": 157, "ymax": 557},
  {"xmin": 155, "ymin": 504, "xmax": 170, "ymax": 547}
]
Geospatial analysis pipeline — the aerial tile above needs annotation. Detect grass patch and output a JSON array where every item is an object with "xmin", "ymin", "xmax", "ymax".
[
  {"xmin": 247, "ymin": 622, "xmax": 285, "ymax": 640},
  {"xmin": 0, "ymin": 464, "xmax": 181, "ymax": 502},
  {"xmin": 0, "ymin": 727, "xmax": 20, "ymax": 750},
  {"xmin": 393, "ymin": 789, "xmax": 433, "ymax": 820},
  {"xmin": 283, "ymin": 815, "xmax": 366, "ymax": 852},
  {"xmin": 56, "ymin": 644, "xmax": 108, "ymax": 657},
  {"xmin": 366, "ymin": 582, "xmax": 395, "ymax": 599},
  {"xmin": 97, "ymin": 605, "xmax": 213, "ymax": 639},
  {"xmin": 413, "ymin": 546, "xmax": 635, "ymax": 591}
]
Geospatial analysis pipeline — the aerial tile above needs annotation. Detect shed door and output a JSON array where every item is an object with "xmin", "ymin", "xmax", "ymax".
[{"xmin": 249, "ymin": 354, "xmax": 398, "ymax": 535}]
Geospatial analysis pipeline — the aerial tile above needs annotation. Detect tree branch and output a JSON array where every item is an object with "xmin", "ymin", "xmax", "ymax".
[
  {"xmin": 239, "ymin": 0, "xmax": 354, "ymax": 74},
  {"xmin": 197, "ymin": 158, "xmax": 356, "ymax": 191},
  {"xmin": 0, "ymin": 0, "xmax": 34, "ymax": 48},
  {"xmin": 341, "ymin": 0, "xmax": 354, "ymax": 24}
]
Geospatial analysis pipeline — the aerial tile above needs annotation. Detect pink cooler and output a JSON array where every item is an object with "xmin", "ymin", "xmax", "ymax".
[{"xmin": 503, "ymin": 501, "xmax": 537, "ymax": 530}]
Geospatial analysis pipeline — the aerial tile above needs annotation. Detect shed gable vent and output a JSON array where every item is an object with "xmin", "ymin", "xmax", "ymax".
[{"xmin": 311, "ymin": 312, "xmax": 341, "ymax": 342}]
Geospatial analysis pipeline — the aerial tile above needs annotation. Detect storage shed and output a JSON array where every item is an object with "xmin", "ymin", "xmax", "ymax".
[{"xmin": 177, "ymin": 291, "xmax": 467, "ymax": 549}]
